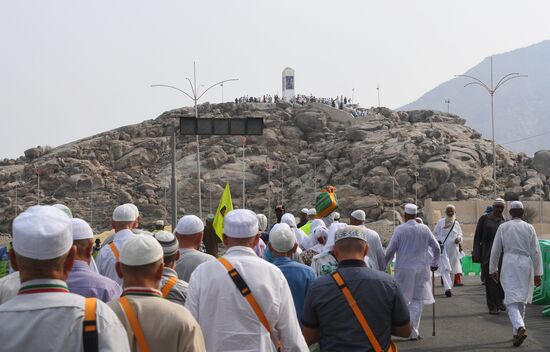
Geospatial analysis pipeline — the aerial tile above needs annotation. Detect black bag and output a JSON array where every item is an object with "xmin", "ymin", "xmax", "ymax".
[{"xmin": 439, "ymin": 221, "xmax": 456, "ymax": 252}]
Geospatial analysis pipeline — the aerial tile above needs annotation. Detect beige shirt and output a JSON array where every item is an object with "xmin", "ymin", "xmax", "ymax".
[{"xmin": 109, "ymin": 287, "xmax": 205, "ymax": 352}]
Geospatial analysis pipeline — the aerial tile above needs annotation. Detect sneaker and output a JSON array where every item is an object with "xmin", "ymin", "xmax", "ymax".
[{"xmin": 445, "ymin": 290, "xmax": 452, "ymax": 297}]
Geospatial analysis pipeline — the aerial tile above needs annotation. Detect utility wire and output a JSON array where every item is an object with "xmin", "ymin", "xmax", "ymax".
[{"xmin": 501, "ymin": 130, "xmax": 550, "ymax": 145}]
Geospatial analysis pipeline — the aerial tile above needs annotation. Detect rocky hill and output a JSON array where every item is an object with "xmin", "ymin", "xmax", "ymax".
[
  {"xmin": 0, "ymin": 102, "xmax": 549, "ymax": 236},
  {"xmin": 399, "ymin": 40, "xmax": 550, "ymax": 156}
]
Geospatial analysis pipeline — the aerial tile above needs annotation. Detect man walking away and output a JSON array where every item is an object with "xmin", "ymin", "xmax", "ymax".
[
  {"xmin": 489, "ymin": 201, "xmax": 543, "ymax": 347},
  {"xmin": 473, "ymin": 198, "xmax": 506, "ymax": 314},
  {"xmin": 109, "ymin": 235, "xmax": 205, "ymax": 351},
  {"xmin": 302, "ymin": 226, "xmax": 411, "ymax": 351},
  {"xmin": 385, "ymin": 203, "xmax": 440, "ymax": 340},
  {"xmin": 269, "ymin": 223, "xmax": 316, "ymax": 323},
  {"xmin": 174, "ymin": 215, "xmax": 215, "ymax": 282},
  {"xmin": 153, "ymin": 230, "xmax": 189, "ymax": 306},
  {"xmin": 67, "ymin": 218, "xmax": 122, "ymax": 302},
  {"xmin": 186, "ymin": 209, "xmax": 308, "ymax": 352},
  {"xmin": 349, "ymin": 209, "xmax": 386, "ymax": 271},
  {"xmin": 0, "ymin": 206, "xmax": 130, "ymax": 351}
]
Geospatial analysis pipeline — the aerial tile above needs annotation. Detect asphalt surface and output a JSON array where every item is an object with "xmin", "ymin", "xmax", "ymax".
[{"xmin": 395, "ymin": 275, "xmax": 550, "ymax": 352}]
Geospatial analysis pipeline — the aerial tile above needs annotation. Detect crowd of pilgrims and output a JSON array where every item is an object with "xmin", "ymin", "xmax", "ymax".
[{"xmin": 0, "ymin": 197, "xmax": 542, "ymax": 350}]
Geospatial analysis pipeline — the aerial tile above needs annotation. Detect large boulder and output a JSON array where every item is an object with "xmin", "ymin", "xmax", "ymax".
[
  {"xmin": 24, "ymin": 146, "xmax": 44, "ymax": 160},
  {"xmin": 295, "ymin": 110, "xmax": 327, "ymax": 133},
  {"xmin": 419, "ymin": 161, "xmax": 451, "ymax": 192},
  {"xmin": 531, "ymin": 150, "xmax": 550, "ymax": 177}
]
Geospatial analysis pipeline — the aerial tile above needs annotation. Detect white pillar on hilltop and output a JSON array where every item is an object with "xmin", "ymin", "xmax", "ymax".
[{"xmin": 282, "ymin": 67, "xmax": 295, "ymax": 102}]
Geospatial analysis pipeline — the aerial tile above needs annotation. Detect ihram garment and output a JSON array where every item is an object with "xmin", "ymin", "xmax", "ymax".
[
  {"xmin": 433, "ymin": 218, "xmax": 463, "ymax": 291},
  {"xmin": 186, "ymin": 246, "xmax": 308, "ymax": 352},
  {"xmin": 385, "ymin": 219, "xmax": 440, "ymax": 339}
]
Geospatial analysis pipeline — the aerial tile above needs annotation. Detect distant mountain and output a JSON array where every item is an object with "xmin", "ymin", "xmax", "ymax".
[{"xmin": 399, "ymin": 40, "xmax": 550, "ymax": 156}]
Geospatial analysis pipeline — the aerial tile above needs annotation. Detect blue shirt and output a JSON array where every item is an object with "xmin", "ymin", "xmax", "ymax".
[
  {"xmin": 67, "ymin": 260, "xmax": 122, "ymax": 302},
  {"xmin": 272, "ymin": 256, "xmax": 315, "ymax": 322}
]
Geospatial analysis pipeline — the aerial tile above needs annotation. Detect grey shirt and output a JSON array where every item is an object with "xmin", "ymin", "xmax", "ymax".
[
  {"xmin": 175, "ymin": 248, "xmax": 216, "ymax": 282},
  {"xmin": 160, "ymin": 267, "xmax": 189, "ymax": 306},
  {"xmin": 302, "ymin": 260, "xmax": 410, "ymax": 352}
]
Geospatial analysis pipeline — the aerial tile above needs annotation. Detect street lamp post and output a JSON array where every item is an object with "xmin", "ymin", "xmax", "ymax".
[
  {"xmin": 414, "ymin": 172, "xmax": 419, "ymax": 205},
  {"xmin": 444, "ymin": 99, "xmax": 451, "ymax": 113},
  {"xmin": 456, "ymin": 56, "xmax": 527, "ymax": 199},
  {"xmin": 376, "ymin": 84, "xmax": 380, "ymax": 107},
  {"xmin": 152, "ymin": 62, "xmax": 238, "ymax": 219}
]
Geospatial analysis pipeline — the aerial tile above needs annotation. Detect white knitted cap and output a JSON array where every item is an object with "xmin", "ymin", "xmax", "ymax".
[
  {"xmin": 224, "ymin": 209, "xmax": 259, "ymax": 238},
  {"xmin": 120, "ymin": 235, "xmax": 163, "ymax": 266}
]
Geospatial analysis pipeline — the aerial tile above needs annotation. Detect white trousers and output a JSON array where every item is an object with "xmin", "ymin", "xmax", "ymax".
[
  {"xmin": 441, "ymin": 269, "xmax": 453, "ymax": 291},
  {"xmin": 507, "ymin": 302, "xmax": 526, "ymax": 334},
  {"xmin": 408, "ymin": 300, "xmax": 424, "ymax": 338}
]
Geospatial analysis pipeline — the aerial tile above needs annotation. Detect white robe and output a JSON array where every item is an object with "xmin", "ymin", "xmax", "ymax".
[
  {"xmin": 433, "ymin": 218, "xmax": 463, "ymax": 274},
  {"xmin": 385, "ymin": 220, "xmax": 441, "ymax": 305},
  {"xmin": 358, "ymin": 225, "xmax": 386, "ymax": 271},
  {"xmin": 489, "ymin": 219, "xmax": 543, "ymax": 305}
]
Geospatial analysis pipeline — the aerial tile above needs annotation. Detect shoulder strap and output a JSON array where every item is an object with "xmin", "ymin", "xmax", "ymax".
[
  {"xmin": 161, "ymin": 276, "xmax": 178, "ymax": 298},
  {"xmin": 119, "ymin": 297, "xmax": 150, "ymax": 352},
  {"xmin": 218, "ymin": 258, "xmax": 281, "ymax": 349},
  {"xmin": 83, "ymin": 298, "xmax": 98, "ymax": 352},
  {"xmin": 331, "ymin": 271, "xmax": 384, "ymax": 352},
  {"xmin": 109, "ymin": 242, "xmax": 120, "ymax": 262},
  {"xmin": 442, "ymin": 221, "xmax": 456, "ymax": 245}
]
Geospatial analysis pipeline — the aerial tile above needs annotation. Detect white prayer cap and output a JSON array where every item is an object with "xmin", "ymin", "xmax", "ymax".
[
  {"xmin": 113, "ymin": 204, "xmax": 136, "ymax": 222},
  {"xmin": 333, "ymin": 212, "xmax": 340, "ymax": 220},
  {"xmin": 446, "ymin": 204, "xmax": 456, "ymax": 210},
  {"xmin": 334, "ymin": 225, "xmax": 367, "ymax": 243},
  {"xmin": 281, "ymin": 213, "xmax": 297, "ymax": 228},
  {"xmin": 307, "ymin": 208, "xmax": 317, "ymax": 216},
  {"xmin": 120, "ymin": 235, "xmax": 163, "ymax": 266},
  {"xmin": 155, "ymin": 220, "xmax": 164, "ymax": 226},
  {"xmin": 351, "ymin": 210, "xmax": 366, "ymax": 221},
  {"xmin": 52, "ymin": 204, "xmax": 73, "ymax": 218},
  {"xmin": 415, "ymin": 217, "xmax": 424, "ymax": 224},
  {"xmin": 224, "ymin": 209, "xmax": 259, "ymax": 238},
  {"xmin": 404, "ymin": 203, "xmax": 418, "ymax": 215},
  {"xmin": 510, "ymin": 201, "xmax": 524, "ymax": 209},
  {"xmin": 125, "ymin": 203, "xmax": 140, "ymax": 218},
  {"xmin": 493, "ymin": 198, "xmax": 505, "ymax": 206},
  {"xmin": 71, "ymin": 218, "xmax": 94, "ymax": 240},
  {"xmin": 301, "ymin": 208, "xmax": 309, "ymax": 214},
  {"xmin": 175, "ymin": 215, "xmax": 204, "ymax": 235},
  {"xmin": 153, "ymin": 230, "xmax": 179, "ymax": 257},
  {"xmin": 269, "ymin": 223, "xmax": 296, "ymax": 252},
  {"xmin": 12, "ymin": 205, "xmax": 73, "ymax": 260},
  {"xmin": 257, "ymin": 214, "xmax": 268, "ymax": 232}
]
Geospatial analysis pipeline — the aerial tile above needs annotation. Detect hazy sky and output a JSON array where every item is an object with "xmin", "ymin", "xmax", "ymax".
[{"xmin": 1, "ymin": 0, "xmax": 549, "ymax": 159}]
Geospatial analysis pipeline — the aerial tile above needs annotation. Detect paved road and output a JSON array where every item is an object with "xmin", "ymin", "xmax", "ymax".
[{"xmin": 395, "ymin": 275, "xmax": 550, "ymax": 352}]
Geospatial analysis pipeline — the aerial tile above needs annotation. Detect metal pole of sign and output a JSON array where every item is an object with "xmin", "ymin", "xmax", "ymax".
[
  {"xmin": 242, "ymin": 138, "xmax": 246, "ymax": 209},
  {"xmin": 90, "ymin": 191, "xmax": 93, "ymax": 230},
  {"xmin": 151, "ymin": 61, "xmax": 239, "ymax": 220},
  {"xmin": 267, "ymin": 158, "xmax": 272, "ymax": 225},
  {"xmin": 392, "ymin": 179, "xmax": 396, "ymax": 232},
  {"xmin": 15, "ymin": 183, "xmax": 18, "ymax": 217},
  {"xmin": 171, "ymin": 125, "xmax": 178, "ymax": 230},
  {"xmin": 37, "ymin": 172, "xmax": 40, "ymax": 205},
  {"xmin": 415, "ymin": 172, "xmax": 419, "ymax": 205},
  {"xmin": 281, "ymin": 166, "xmax": 284, "ymax": 206}
]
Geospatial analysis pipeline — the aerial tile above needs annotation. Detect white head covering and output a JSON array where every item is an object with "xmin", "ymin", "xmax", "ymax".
[
  {"xmin": 125, "ymin": 203, "xmax": 140, "ymax": 219},
  {"xmin": 404, "ymin": 203, "xmax": 418, "ymax": 215},
  {"xmin": 307, "ymin": 208, "xmax": 317, "ymax": 216},
  {"xmin": 334, "ymin": 225, "xmax": 367, "ymax": 243},
  {"xmin": 256, "ymin": 214, "xmax": 268, "ymax": 232},
  {"xmin": 269, "ymin": 223, "xmax": 296, "ymax": 252},
  {"xmin": 510, "ymin": 201, "xmax": 524, "ymax": 209},
  {"xmin": 310, "ymin": 219, "xmax": 325, "ymax": 233},
  {"xmin": 281, "ymin": 213, "xmax": 297, "ymax": 228},
  {"xmin": 120, "ymin": 235, "xmax": 163, "ymax": 266},
  {"xmin": 71, "ymin": 218, "xmax": 94, "ymax": 240},
  {"xmin": 301, "ymin": 208, "xmax": 309, "ymax": 215},
  {"xmin": 301, "ymin": 224, "xmax": 328, "ymax": 250},
  {"xmin": 332, "ymin": 212, "xmax": 340, "ymax": 221},
  {"xmin": 224, "ymin": 209, "xmax": 259, "ymax": 238},
  {"xmin": 322, "ymin": 222, "xmax": 347, "ymax": 254},
  {"xmin": 155, "ymin": 220, "xmax": 164, "ymax": 226},
  {"xmin": 350, "ymin": 209, "xmax": 366, "ymax": 222},
  {"xmin": 52, "ymin": 204, "xmax": 73, "ymax": 218},
  {"xmin": 153, "ymin": 230, "xmax": 179, "ymax": 257},
  {"xmin": 493, "ymin": 198, "xmax": 505, "ymax": 206},
  {"xmin": 12, "ymin": 205, "xmax": 73, "ymax": 260},
  {"xmin": 113, "ymin": 204, "xmax": 136, "ymax": 222},
  {"xmin": 175, "ymin": 215, "xmax": 204, "ymax": 235}
]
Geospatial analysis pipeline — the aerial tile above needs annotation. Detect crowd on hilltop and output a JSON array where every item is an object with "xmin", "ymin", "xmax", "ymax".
[{"xmin": 0, "ymin": 195, "xmax": 541, "ymax": 350}]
